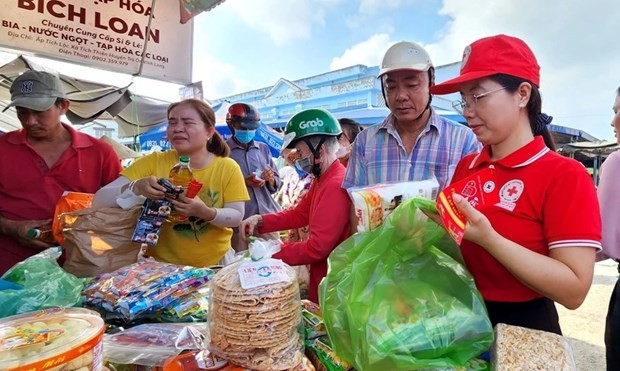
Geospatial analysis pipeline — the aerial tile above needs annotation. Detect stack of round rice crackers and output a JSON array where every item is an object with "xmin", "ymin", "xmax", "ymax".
[{"xmin": 208, "ymin": 262, "xmax": 304, "ymax": 370}]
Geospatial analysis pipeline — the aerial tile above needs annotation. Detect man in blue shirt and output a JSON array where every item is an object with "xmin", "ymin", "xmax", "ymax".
[
  {"xmin": 226, "ymin": 102, "xmax": 281, "ymax": 251},
  {"xmin": 343, "ymin": 41, "xmax": 480, "ymax": 192}
]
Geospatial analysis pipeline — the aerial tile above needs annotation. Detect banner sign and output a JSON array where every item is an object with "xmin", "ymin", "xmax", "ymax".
[
  {"xmin": 0, "ymin": 0, "xmax": 193, "ymax": 84},
  {"xmin": 256, "ymin": 123, "xmax": 283, "ymax": 158}
]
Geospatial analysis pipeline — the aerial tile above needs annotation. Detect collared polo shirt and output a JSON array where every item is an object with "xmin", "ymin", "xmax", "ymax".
[
  {"xmin": 453, "ymin": 136, "xmax": 601, "ymax": 302},
  {"xmin": 0, "ymin": 124, "xmax": 122, "ymax": 273},
  {"xmin": 342, "ymin": 110, "xmax": 480, "ymax": 191}
]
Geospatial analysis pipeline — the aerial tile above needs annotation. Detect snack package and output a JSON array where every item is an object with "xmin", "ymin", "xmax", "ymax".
[
  {"xmin": 436, "ymin": 168, "xmax": 499, "ymax": 244},
  {"xmin": 83, "ymin": 259, "xmax": 215, "ymax": 322},
  {"xmin": 491, "ymin": 323, "xmax": 576, "ymax": 370},
  {"xmin": 299, "ymin": 300, "xmax": 352, "ymax": 371},
  {"xmin": 300, "ymin": 300, "xmax": 326, "ymax": 341},
  {"xmin": 349, "ymin": 179, "xmax": 439, "ymax": 233},
  {"xmin": 103, "ymin": 323, "xmax": 207, "ymax": 367},
  {"xmin": 131, "ymin": 199, "xmax": 171, "ymax": 246},
  {"xmin": 207, "ymin": 239, "xmax": 304, "ymax": 370},
  {"xmin": 158, "ymin": 178, "xmax": 184, "ymax": 200},
  {"xmin": 306, "ymin": 335, "xmax": 353, "ymax": 371},
  {"xmin": 158, "ymin": 280, "xmax": 211, "ymax": 323}
]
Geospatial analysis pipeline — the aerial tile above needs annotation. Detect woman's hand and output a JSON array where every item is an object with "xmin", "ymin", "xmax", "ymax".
[
  {"xmin": 239, "ymin": 215, "xmax": 263, "ymax": 240},
  {"xmin": 132, "ymin": 176, "xmax": 166, "ymax": 199},
  {"xmin": 167, "ymin": 194, "xmax": 215, "ymax": 221},
  {"xmin": 453, "ymin": 194, "xmax": 498, "ymax": 247}
]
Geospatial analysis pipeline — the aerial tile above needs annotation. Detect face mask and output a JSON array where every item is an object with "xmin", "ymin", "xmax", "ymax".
[
  {"xmin": 335, "ymin": 143, "xmax": 350, "ymax": 159},
  {"xmin": 293, "ymin": 161, "xmax": 307, "ymax": 177},
  {"xmin": 234, "ymin": 129, "xmax": 256, "ymax": 144},
  {"xmin": 295, "ymin": 156, "xmax": 314, "ymax": 175}
]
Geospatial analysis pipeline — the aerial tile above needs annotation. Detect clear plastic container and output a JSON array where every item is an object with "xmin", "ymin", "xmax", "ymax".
[{"xmin": 0, "ymin": 307, "xmax": 105, "ymax": 371}]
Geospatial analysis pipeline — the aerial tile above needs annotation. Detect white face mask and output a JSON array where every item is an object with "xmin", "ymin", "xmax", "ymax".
[{"xmin": 335, "ymin": 143, "xmax": 350, "ymax": 159}]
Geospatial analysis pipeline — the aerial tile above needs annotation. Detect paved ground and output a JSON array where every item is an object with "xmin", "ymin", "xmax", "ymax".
[{"xmin": 556, "ymin": 260, "xmax": 617, "ymax": 371}]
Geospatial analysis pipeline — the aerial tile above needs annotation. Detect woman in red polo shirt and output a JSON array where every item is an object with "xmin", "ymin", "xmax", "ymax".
[{"xmin": 430, "ymin": 34, "xmax": 601, "ymax": 334}]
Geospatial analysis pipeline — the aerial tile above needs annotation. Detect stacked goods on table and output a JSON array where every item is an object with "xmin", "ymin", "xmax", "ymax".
[
  {"xmin": 208, "ymin": 257, "xmax": 304, "ymax": 370},
  {"xmin": 0, "ymin": 308, "xmax": 105, "ymax": 371},
  {"xmin": 83, "ymin": 259, "xmax": 214, "ymax": 323},
  {"xmin": 491, "ymin": 323, "xmax": 576, "ymax": 370}
]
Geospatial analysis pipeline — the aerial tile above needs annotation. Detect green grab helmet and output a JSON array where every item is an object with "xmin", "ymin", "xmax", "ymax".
[{"xmin": 281, "ymin": 108, "xmax": 342, "ymax": 151}]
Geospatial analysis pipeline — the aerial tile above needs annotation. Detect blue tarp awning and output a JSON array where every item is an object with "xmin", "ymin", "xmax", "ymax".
[{"xmin": 139, "ymin": 122, "xmax": 283, "ymax": 157}]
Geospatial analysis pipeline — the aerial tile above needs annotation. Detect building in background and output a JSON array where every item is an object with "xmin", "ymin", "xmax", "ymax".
[
  {"xmin": 209, "ymin": 63, "xmax": 598, "ymax": 147},
  {"xmin": 211, "ymin": 63, "xmax": 462, "ymax": 128}
]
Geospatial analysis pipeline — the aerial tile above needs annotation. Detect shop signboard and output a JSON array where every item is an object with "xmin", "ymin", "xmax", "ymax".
[{"xmin": 0, "ymin": 0, "xmax": 193, "ymax": 84}]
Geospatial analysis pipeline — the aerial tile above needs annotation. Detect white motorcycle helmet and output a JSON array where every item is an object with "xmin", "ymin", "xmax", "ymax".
[
  {"xmin": 378, "ymin": 41, "xmax": 433, "ymax": 77},
  {"xmin": 378, "ymin": 41, "xmax": 435, "ymax": 113}
]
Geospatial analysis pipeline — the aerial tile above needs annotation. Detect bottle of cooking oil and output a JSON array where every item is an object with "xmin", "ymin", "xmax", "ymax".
[
  {"xmin": 168, "ymin": 155, "xmax": 193, "ymax": 221},
  {"xmin": 26, "ymin": 225, "xmax": 56, "ymax": 245},
  {"xmin": 169, "ymin": 155, "xmax": 193, "ymax": 189}
]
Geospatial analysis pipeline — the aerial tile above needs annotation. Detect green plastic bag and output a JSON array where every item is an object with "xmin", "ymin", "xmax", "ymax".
[
  {"xmin": 0, "ymin": 247, "xmax": 84, "ymax": 318},
  {"xmin": 319, "ymin": 197, "xmax": 493, "ymax": 370}
]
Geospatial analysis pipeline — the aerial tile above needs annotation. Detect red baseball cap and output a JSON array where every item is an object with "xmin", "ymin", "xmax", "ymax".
[{"xmin": 430, "ymin": 34, "xmax": 540, "ymax": 95}]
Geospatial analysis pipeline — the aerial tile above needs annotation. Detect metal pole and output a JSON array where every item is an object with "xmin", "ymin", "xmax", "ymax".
[
  {"xmin": 135, "ymin": 0, "xmax": 157, "ymax": 78},
  {"xmin": 593, "ymin": 156, "xmax": 599, "ymax": 186}
]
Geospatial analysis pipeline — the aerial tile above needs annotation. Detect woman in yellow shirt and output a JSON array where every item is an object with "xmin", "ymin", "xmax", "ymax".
[{"xmin": 93, "ymin": 99, "xmax": 249, "ymax": 266}]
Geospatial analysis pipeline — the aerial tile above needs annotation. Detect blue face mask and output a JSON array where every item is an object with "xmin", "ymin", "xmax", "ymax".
[
  {"xmin": 234, "ymin": 129, "xmax": 256, "ymax": 144},
  {"xmin": 294, "ymin": 161, "xmax": 307, "ymax": 177},
  {"xmin": 295, "ymin": 156, "xmax": 314, "ymax": 175}
]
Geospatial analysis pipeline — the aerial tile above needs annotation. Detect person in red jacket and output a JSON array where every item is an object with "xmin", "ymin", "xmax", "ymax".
[{"xmin": 240, "ymin": 108, "xmax": 352, "ymax": 303}]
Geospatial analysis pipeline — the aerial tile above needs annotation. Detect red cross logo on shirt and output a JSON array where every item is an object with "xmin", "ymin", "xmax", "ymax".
[
  {"xmin": 506, "ymin": 186, "xmax": 519, "ymax": 197},
  {"xmin": 500, "ymin": 179, "xmax": 524, "ymax": 205}
]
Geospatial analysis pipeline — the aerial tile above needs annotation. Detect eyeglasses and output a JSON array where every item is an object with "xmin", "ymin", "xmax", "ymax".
[{"xmin": 452, "ymin": 87, "xmax": 508, "ymax": 114}]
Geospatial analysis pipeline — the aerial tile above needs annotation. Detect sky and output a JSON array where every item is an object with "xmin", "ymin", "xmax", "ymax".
[{"xmin": 2, "ymin": 0, "xmax": 619, "ymax": 140}]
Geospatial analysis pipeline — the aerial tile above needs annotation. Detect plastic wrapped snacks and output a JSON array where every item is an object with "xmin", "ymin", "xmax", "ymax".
[
  {"xmin": 0, "ymin": 248, "xmax": 83, "ymax": 318},
  {"xmin": 319, "ymin": 197, "xmax": 493, "ymax": 370}
]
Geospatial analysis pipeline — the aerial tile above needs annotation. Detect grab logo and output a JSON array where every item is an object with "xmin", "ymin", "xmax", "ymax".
[{"xmin": 299, "ymin": 118, "xmax": 324, "ymax": 129}]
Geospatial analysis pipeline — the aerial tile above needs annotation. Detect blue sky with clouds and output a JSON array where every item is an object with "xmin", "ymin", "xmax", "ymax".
[
  {"xmin": 188, "ymin": 0, "xmax": 620, "ymax": 141},
  {"xmin": 190, "ymin": 0, "xmax": 451, "ymax": 98},
  {"xmin": 1, "ymin": 0, "xmax": 618, "ymax": 140}
]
